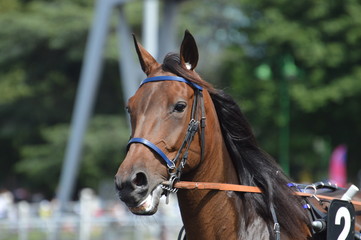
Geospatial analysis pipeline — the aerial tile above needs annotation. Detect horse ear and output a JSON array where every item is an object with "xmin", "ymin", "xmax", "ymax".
[
  {"xmin": 132, "ymin": 34, "xmax": 158, "ymax": 75},
  {"xmin": 180, "ymin": 30, "xmax": 199, "ymax": 70}
]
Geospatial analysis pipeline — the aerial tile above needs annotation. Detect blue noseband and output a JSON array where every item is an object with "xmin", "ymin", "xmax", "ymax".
[{"xmin": 127, "ymin": 138, "xmax": 175, "ymax": 169}]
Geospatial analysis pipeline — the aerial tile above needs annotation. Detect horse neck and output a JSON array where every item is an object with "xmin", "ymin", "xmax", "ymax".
[
  {"xmin": 175, "ymin": 91, "xmax": 296, "ymax": 240},
  {"xmin": 176, "ymin": 91, "xmax": 248, "ymax": 239},
  {"xmin": 181, "ymin": 90, "xmax": 239, "ymax": 183}
]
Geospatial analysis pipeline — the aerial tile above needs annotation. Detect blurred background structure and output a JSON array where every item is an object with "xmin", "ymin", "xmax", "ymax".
[{"xmin": 1, "ymin": 0, "xmax": 361, "ymax": 239}]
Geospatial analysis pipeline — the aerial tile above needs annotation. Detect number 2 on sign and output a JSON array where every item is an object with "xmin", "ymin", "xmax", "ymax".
[{"xmin": 335, "ymin": 207, "xmax": 351, "ymax": 240}]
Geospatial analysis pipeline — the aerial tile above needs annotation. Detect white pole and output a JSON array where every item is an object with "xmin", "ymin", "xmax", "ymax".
[
  {"xmin": 158, "ymin": 0, "xmax": 179, "ymax": 60},
  {"xmin": 18, "ymin": 201, "xmax": 30, "ymax": 240},
  {"xmin": 142, "ymin": 0, "xmax": 159, "ymax": 60},
  {"xmin": 57, "ymin": 0, "xmax": 126, "ymax": 212},
  {"xmin": 116, "ymin": 6, "xmax": 141, "ymax": 107}
]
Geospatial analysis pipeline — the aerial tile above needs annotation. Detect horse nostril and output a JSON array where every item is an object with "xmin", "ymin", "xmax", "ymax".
[{"xmin": 131, "ymin": 172, "xmax": 148, "ymax": 188}]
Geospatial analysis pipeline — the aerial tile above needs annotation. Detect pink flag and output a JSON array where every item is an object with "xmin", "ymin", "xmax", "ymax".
[{"xmin": 328, "ymin": 144, "xmax": 347, "ymax": 187}]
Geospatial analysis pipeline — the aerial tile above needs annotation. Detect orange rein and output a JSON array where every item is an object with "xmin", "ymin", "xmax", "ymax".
[{"xmin": 173, "ymin": 181, "xmax": 361, "ymax": 207}]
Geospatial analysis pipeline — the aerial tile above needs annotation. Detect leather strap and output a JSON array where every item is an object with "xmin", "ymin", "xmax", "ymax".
[
  {"xmin": 173, "ymin": 181, "xmax": 262, "ymax": 193},
  {"xmin": 173, "ymin": 181, "xmax": 361, "ymax": 206}
]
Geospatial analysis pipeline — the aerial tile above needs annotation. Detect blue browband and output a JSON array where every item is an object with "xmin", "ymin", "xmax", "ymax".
[
  {"xmin": 127, "ymin": 75, "xmax": 203, "ymax": 170},
  {"xmin": 140, "ymin": 76, "xmax": 203, "ymax": 91}
]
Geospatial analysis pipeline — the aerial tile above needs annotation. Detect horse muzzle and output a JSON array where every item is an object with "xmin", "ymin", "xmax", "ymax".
[{"xmin": 114, "ymin": 171, "xmax": 163, "ymax": 215}]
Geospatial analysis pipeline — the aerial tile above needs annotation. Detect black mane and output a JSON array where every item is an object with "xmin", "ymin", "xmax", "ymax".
[{"xmin": 162, "ymin": 53, "xmax": 309, "ymax": 237}]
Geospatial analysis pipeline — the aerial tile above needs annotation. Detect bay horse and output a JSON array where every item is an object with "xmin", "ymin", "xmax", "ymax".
[{"xmin": 115, "ymin": 30, "xmax": 361, "ymax": 239}]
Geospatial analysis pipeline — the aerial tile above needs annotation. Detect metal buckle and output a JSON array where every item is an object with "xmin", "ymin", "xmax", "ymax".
[
  {"xmin": 161, "ymin": 175, "xmax": 179, "ymax": 193},
  {"xmin": 274, "ymin": 222, "xmax": 280, "ymax": 233},
  {"xmin": 188, "ymin": 119, "xmax": 199, "ymax": 134},
  {"xmin": 161, "ymin": 175, "xmax": 179, "ymax": 204},
  {"xmin": 167, "ymin": 161, "xmax": 176, "ymax": 170},
  {"xmin": 274, "ymin": 223, "xmax": 281, "ymax": 240}
]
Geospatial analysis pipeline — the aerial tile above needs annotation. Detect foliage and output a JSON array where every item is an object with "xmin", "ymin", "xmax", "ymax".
[
  {"xmin": 1, "ymin": 0, "xmax": 361, "ymax": 197},
  {"xmin": 16, "ymin": 115, "xmax": 129, "ymax": 194},
  {"xmin": 0, "ymin": 0, "xmax": 92, "ymax": 143},
  {"xmin": 0, "ymin": 0, "xmax": 124, "ymax": 195},
  {"xmin": 180, "ymin": 0, "xmax": 361, "ymax": 181}
]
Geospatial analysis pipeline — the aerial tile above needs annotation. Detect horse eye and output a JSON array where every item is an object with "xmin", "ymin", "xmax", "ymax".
[
  {"xmin": 125, "ymin": 106, "xmax": 131, "ymax": 114},
  {"xmin": 174, "ymin": 102, "xmax": 187, "ymax": 113}
]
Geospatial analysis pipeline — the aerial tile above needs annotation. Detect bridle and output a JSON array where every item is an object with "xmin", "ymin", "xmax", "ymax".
[{"xmin": 127, "ymin": 75, "xmax": 206, "ymax": 195}]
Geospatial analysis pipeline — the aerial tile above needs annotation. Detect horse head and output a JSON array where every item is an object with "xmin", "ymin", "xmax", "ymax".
[{"xmin": 114, "ymin": 31, "xmax": 206, "ymax": 215}]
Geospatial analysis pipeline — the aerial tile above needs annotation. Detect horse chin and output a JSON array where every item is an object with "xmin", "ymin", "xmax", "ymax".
[{"xmin": 129, "ymin": 185, "xmax": 163, "ymax": 215}]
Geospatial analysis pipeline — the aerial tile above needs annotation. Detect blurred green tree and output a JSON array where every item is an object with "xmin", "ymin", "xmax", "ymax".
[
  {"xmin": 1, "ymin": 0, "xmax": 361, "ymax": 197},
  {"xmin": 16, "ymin": 115, "xmax": 129, "ymax": 195},
  {"xmin": 0, "ymin": 0, "xmax": 126, "ymax": 196},
  {"xmin": 180, "ymin": 0, "xmax": 361, "ymax": 182}
]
